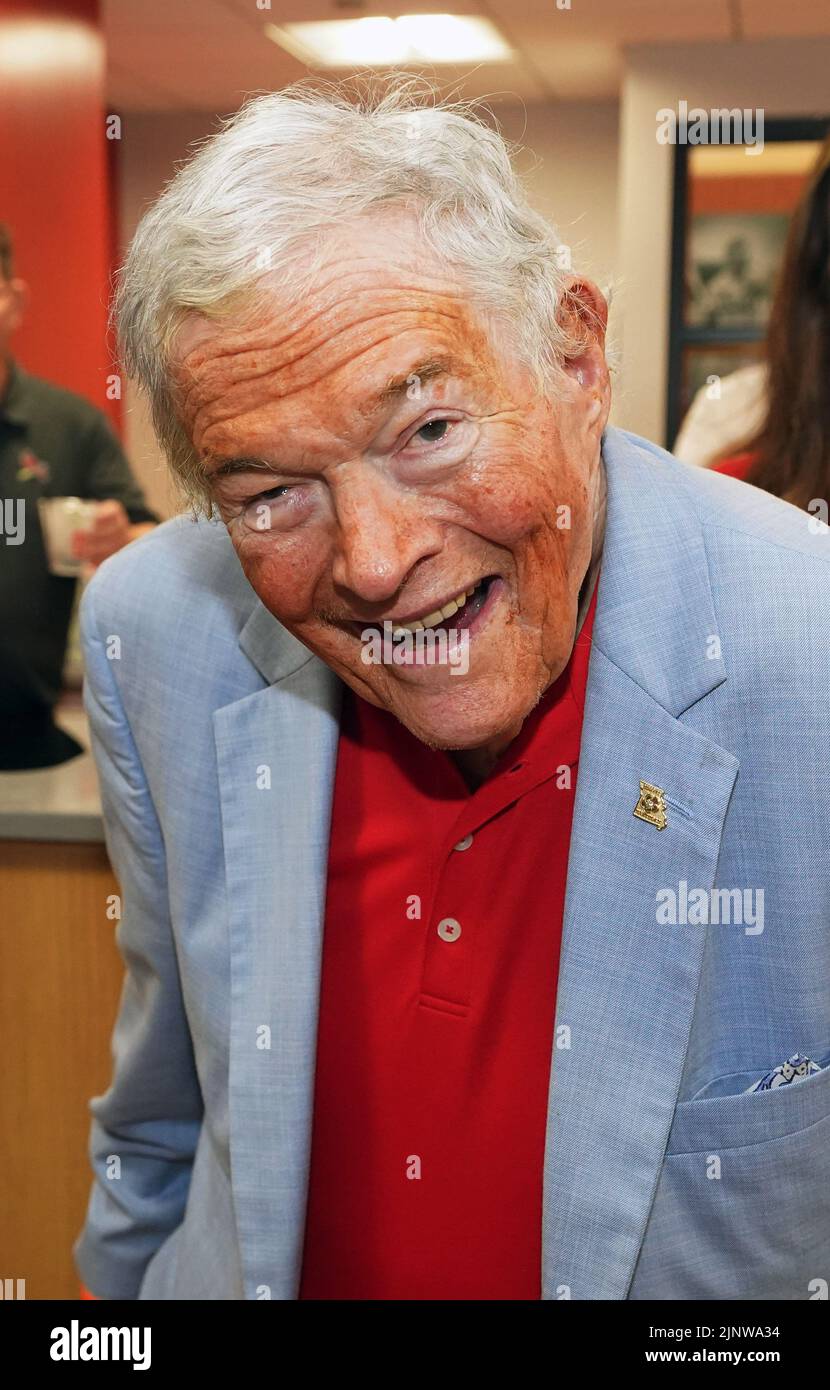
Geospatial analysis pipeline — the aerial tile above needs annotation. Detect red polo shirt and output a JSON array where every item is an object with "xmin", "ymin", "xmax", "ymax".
[{"xmin": 299, "ymin": 580, "xmax": 599, "ymax": 1300}]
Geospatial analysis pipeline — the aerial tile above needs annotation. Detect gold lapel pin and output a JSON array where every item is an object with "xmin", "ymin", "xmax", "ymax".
[{"xmin": 633, "ymin": 780, "xmax": 667, "ymax": 831}]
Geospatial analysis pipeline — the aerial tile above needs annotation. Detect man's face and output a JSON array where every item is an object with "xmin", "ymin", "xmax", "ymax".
[{"xmin": 173, "ymin": 210, "xmax": 610, "ymax": 752}]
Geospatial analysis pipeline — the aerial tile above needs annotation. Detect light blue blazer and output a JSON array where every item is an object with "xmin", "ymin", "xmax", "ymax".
[{"xmin": 73, "ymin": 427, "xmax": 830, "ymax": 1300}]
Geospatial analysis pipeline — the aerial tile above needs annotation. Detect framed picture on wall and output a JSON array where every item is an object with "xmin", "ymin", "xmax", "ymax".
[
  {"xmin": 666, "ymin": 118, "xmax": 830, "ymax": 448},
  {"xmin": 686, "ymin": 212, "xmax": 789, "ymax": 331}
]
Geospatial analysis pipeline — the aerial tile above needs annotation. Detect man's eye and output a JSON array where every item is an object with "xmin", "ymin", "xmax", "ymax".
[
  {"xmin": 240, "ymin": 484, "xmax": 299, "ymax": 532},
  {"xmin": 413, "ymin": 418, "xmax": 452, "ymax": 446},
  {"xmin": 251, "ymin": 485, "xmax": 292, "ymax": 504}
]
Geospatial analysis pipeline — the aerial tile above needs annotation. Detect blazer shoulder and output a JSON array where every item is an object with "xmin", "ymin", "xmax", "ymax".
[
  {"xmin": 686, "ymin": 462, "xmax": 830, "ymax": 571},
  {"xmin": 616, "ymin": 428, "xmax": 830, "ymax": 579}
]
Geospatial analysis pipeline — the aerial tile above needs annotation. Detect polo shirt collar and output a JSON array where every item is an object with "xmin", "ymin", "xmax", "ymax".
[{"xmin": 0, "ymin": 357, "xmax": 31, "ymax": 425}]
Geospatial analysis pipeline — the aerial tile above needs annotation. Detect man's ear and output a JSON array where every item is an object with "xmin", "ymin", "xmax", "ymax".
[
  {"xmin": 8, "ymin": 278, "xmax": 29, "ymax": 331},
  {"xmin": 557, "ymin": 277, "xmax": 608, "ymax": 388}
]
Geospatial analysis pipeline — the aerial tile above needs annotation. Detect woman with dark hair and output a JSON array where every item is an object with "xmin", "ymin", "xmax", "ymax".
[{"xmin": 715, "ymin": 133, "xmax": 830, "ymax": 503}]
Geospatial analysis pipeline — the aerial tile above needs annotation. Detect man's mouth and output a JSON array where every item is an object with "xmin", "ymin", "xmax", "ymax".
[{"xmin": 348, "ymin": 574, "xmax": 501, "ymax": 639}]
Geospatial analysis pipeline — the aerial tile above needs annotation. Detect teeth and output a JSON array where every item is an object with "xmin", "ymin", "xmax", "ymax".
[{"xmin": 392, "ymin": 581, "xmax": 480, "ymax": 636}]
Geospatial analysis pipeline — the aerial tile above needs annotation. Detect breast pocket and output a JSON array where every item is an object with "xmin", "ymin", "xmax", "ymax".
[
  {"xmin": 668, "ymin": 1049, "xmax": 830, "ymax": 1153},
  {"xmin": 629, "ymin": 1058, "xmax": 830, "ymax": 1300}
]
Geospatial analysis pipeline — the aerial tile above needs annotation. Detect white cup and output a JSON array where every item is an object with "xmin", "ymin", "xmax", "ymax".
[{"xmin": 37, "ymin": 496, "xmax": 99, "ymax": 577}]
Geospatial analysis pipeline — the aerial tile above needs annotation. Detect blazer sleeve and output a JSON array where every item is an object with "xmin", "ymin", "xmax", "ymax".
[{"xmin": 72, "ymin": 573, "xmax": 204, "ymax": 1299}]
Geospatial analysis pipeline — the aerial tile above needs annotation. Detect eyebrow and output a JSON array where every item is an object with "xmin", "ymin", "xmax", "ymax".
[
  {"xmin": 203, "ymin": 354, "xmax": 462, "ymax": 482},
  {"xmin": 204, "ymin": 456, "xmax": 277, "ymax": 482},
  {"xmin": 375, "ymin": 354, "xmax": 460, "ymax": 405}
]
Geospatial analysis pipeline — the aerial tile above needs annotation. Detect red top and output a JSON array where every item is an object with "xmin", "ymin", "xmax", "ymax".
[
  {"xmin": 299, "ymin": 580, "xmax": 600, "ymax": 1299},
  {"xmin": 712, "ymin": 451, "xmax": 754, "ymax": 480}
]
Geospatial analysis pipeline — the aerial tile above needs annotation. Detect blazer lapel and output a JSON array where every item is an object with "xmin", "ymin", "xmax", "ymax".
[
  {"xmin": 541, "ymin": 429, "xmax": 740, "ymax": 1300},
  {"xmin": 214, "ymin": 610, "xmax": 343, "ymax": 1299}
]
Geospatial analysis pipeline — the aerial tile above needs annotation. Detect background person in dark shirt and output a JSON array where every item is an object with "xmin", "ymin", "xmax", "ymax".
[{"xmin": 0, "ymin": 222, "xmax": 160, "ymax": 770}]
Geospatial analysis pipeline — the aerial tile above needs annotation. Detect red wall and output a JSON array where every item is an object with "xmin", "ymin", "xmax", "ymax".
[{"xmin": 0, "ymin": 0, "xmax": 120, "ymax": 427}]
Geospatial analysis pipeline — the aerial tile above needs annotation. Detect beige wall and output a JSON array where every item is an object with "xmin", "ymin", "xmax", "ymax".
[
  {"xmin": 615, "ymin": 37, "xmax": 830, "ymax": 445},
  {"xmin": 498, "ymin": 100, "xmax": 619, "ymax": 292},
  {"xmin": 116, "ymin": 101, "xmax": 619, "ymax": 516}
]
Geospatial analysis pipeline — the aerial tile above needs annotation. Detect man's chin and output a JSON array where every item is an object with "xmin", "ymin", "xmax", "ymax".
[
  {"xmin": 380, "ymin": 690, "xmax": 528, "ymax": 756},
  {"xmin": 326, "ymin": 647, "xmax": 535, "ymax": 751}
]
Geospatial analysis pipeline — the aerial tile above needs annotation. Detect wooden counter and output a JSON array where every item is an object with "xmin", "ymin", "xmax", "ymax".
[{"xmin": 0, "ymin": 700, "xmax": 125, "ymax": 1299}]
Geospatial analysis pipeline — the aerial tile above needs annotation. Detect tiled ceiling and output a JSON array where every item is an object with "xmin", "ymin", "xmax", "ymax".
[{"xmin": 104, "ymin": 0, "xmax": 830, "ymax": 110}]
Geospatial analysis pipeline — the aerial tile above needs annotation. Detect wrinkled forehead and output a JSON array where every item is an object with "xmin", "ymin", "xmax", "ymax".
[
  {"xmin": 177, "ymin": 201, "xmax": 496, "ymax": 343},
  {"xmin": 172, "ymin": 206, "xmax": 458, "ymax": 364},
  {"xmin": 170, "ymin": 239, "xmax": 505, "ymax": 450}
]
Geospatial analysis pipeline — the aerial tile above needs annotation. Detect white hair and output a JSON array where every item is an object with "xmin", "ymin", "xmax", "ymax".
[{"xmin": 114, "ymin": 75, "xmax": 601, "ymax": 516}]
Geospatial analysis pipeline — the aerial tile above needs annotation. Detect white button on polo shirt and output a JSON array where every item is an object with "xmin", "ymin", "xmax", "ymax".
[{"xmin": 437, "ymin": 917, "xmax": 462, "ymax": 942}]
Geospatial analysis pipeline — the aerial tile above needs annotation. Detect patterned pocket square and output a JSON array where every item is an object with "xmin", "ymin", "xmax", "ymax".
[{"xmin": 744, "ymin": 1052, "xmax": 822, "ymax": 1093}]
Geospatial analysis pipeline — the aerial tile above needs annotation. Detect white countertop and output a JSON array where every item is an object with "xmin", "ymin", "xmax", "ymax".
[{"xmin": 0, "ymin": 695, "xmax": 104, "ymax": 843}]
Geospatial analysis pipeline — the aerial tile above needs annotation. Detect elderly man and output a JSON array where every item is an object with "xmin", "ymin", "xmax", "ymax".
[{"xmin": 74, "ymin": 84, "xmax": 830, "ymax": 1302}]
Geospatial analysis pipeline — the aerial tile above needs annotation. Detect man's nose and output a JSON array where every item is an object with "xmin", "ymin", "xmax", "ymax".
[{"xmin": 330, "ymin": 467, "xmax": 442, "ymax": 604}]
